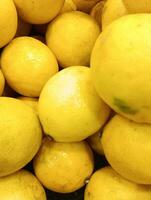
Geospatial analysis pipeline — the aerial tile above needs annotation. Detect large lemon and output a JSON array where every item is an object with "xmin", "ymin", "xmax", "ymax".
[
  {"xmin": 33, "ymin": 137, "xmax": 94, "ymax": 193},
  {"xmin": 0, "ymin": 97, "xmax": 42, "ymax": 177},
  {"xmin": 0, "ymin": 169, "xmax": 46, "ymax": 200},
  {"xmin": 38, "ymin": 66, "xmax": 110, "ymax": 142},
  {"xmin": 91, "ymin": 14, "xmax": 151, "ymax": 124},
  {"xmin": 1, "ymin": 37, "xmax": 58, "ymax": 97},
  {"xmin": 102, "ymin": 114, "xmax": 151, "ymax": 184},
  {"xmin": 0, "ymin": 0, "xmax": 17, "ymax": 48},
  {"xmin": 85, "ymin": 166, "xmax": 151, "ymax": 200},
  {"xmin": 13, "ymin": 0, "xmax": 65, "ymax": 24},
  {"xmin": 46, "ymin": 11, "xmax": 100, "ymax": 68}
]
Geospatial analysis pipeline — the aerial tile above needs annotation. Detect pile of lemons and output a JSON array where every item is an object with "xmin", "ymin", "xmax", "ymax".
[{"xmin": 1, "ymin": 0, "xmax": 151, "ymax": 199}]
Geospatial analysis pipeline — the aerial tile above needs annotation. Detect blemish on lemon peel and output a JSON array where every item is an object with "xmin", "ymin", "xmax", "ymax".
[{"xmin": 113, "ymin": 98, "xmax": 138, "ymax": 114}]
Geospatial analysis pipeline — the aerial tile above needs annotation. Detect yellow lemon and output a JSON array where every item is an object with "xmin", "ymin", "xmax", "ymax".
[
  {"xmin": 33, "ymin": 137, "xmax": 94, "ymax": 193},
  {"xmin": 72, "ymin": 0, "xmax": 100, "ymax": 13},
  {"xmin": 0, "ymin": 0, "xmax": 17, "ymax": 48},
  {"xmin": 102, "ymin": 114, "xmax": 151, "ymax": 184},
  {"xmin": 0, "ymin": 97, "xmax": 42, "ymax": 177},
  {"xmin": 0, "ymin": 169, "xmax": 46, "ymax": 200},
  {"xmin": 46, "ymin": 11, "xmax": 100, "ymax": 68},
  {"xmin": 38, "ymin": 66, "xmax": 110, "ymax": 142},
  {"xmin": 87, "ymin": 130, "xmax": 104, "ymax": 155},
  {"xmin": 1, "ymin": 36, "xmax": 58, "ymax": 97},
  {"xmin": 13, "ymin": 0, "xmax": 65, "ymax": 24},
  {"xmin": 15, "ymin": 17, "xmax": 32, "ymax": 37},
  {"xmin": 102, "ymin": 0, "xmax": 128, "ymax": 29},
  {"xmin": 91, "ymin": 14, "xmax": 151, "ymax": 124},
  {"xmin": 60, "ymin": 0, "xmax": 77, "ymax": 13},
  {"xmin": 85, "ymin": 166, "xmax": 151, "ymax": 200},
  {"xmin": 17, "ymin": 96, "xmax": 38, "ymax": 114},
  {"xmin": 0, "ymin": 70, "xmax": 5, "ymax": 96}
]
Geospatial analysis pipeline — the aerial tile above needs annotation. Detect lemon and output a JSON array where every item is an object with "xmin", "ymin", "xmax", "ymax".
[
  {"xmin": 87, "ymin": 130, "xmax": 104, "ymax": 155},
  {"xmin": 91, "ymin": 14, "xmax": 151, "ymax": 124},
  {"xmin": 33, "ymin": 137, "xmax": 94, "ymax": 193},
  {"xmin": 0, "ymin": 169, "xmax": 46, "ymax": 200},
  {"xmin": 102, "ymin": 114, "xmax": 151, "ymax": 184},
  {"xmin": 17, "ymin": 96, "xmax": 38, "ymax": 114},
  {"xmin": 38, "ymin": 66, "xmax": 110, "ymax": 142},
  {"xmin": 60, "ymin": 0, "xmax": 77, "ymax": 13},
  {"xmin": 46, "ymin": 11, "xmax": 100, "ymax": 68},
  {"xmin": 123, "ymin": 0, "xmax": 151, "ymax": 13},
  {"xmin": 0, "ymin": 97, "xmax": 42, "ymax": 177},
  {"xmin": 72, "ymin": 0, "xmax": 100, "ymax": 13},
  {"xmin": 0, "ymin": 0, "xmax": 17, "ymax": 48},
  {"xmin": 15, "ymin": 17, "xmax": 32, "ymax": 37},
  {"xmin": 102, "ymin": 0, "xmax": 128, "ymax": 29},
  {"xmin": 13, "ymin": 0, "xmax": 65, "ymax": 24},
  {"xmin": 1, "ymin": 36, "xmax": 58, "ymax": 97},
  {"xmin": 85, "ymin": 166, "xmax": 151, "ymax": 200},
  {"xmin": 0, "ymin": 70, "xmax": 5, "ymax": 96}
]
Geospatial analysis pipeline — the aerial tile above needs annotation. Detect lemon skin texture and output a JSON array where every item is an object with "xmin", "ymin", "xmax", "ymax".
[
  {"xmin": 91, "ymin": 14, "xmax": 151, "ymax": 124},
  {"xmin": 38, "ymin": 66, "xmax": 110, "ymax": 142},
  {"xmin": 85, "ymin": 166, "xmax": 151, "ymax": 200},
  {"xmin": 0, "ymin": 97, "xmax": 42, "ymax": 177},
  {"xmin": 102, "ymin": 114, "xmax": 151, "ymax": 184},
  {"xmin": 34, "ymin": 137, "xmax": 94, "ymax": 193}
]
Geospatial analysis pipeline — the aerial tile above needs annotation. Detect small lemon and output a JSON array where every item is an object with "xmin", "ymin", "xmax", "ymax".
[
  {"xmin": 0, "ymin": 169, "xmax": 46, "ymax": 200},
  {"xmin": 0, "ymin": 97, "xmax": 42, "ymax": 177},
  {"xmin": 85, "ymin": 166, "xmax": 151, "ymax": 200},
  {"xmin": 0, "ymin": 0, "xmax": 17, "ymax": 47},
  {"xmin": 13, "ymin": 0, "xmax": 65, "ymax": 24},
  {"xmin": 33, "ymin": 137, "xmax": 94, "ymax": 193},
  {"xmin": 38, "ymin": 66, "xmax": 110, "ymax": 142},
  {"xmin": 1, "ymin": 36, "xmax": 58, "ymax": 97},
  {"xmin": 46, "ymin": 11, "xmax": 100, "ymax": 68},
  {"xmin": 91, "ymin": 14, "xmax": 151, "ymax": 123},
  {"xmin": 102, "ymin": 114, "xmax": 151, "ymax": 184}
]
